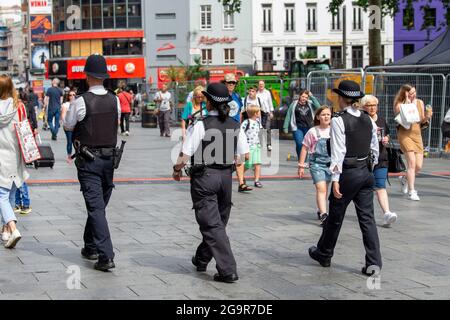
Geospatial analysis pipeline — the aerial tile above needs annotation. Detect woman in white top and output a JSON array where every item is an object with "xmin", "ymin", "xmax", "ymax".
[{"xmin": 60, "ymin": 90, "xmax": 77, "ymax": 164}]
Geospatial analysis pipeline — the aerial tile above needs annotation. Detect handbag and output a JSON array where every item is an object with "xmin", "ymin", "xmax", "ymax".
[
  {"xmin": 386, "ymin": 142, "xmax": 406, "ymax": 173},
  {"xmin": 401, "ymin": 103, "xmax": 420, "ymax": 124},
  {"xmin": 14, "ymin": 102, "xmax": 41, "ymax": 164}
]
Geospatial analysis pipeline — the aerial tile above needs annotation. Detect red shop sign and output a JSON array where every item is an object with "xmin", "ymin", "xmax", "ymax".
[{"xmin": 67, "ymin": 58, "xmax": 146, "ymax": 80}]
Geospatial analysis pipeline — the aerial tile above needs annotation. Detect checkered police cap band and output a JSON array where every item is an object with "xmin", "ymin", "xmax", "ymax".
[
  {"xmin": 341, "ymin": 90, "xmax": 362, "ymax": 97},
  {"xmin": 209, "ymin": 94, "xmax": 230, "ymax": 102}
]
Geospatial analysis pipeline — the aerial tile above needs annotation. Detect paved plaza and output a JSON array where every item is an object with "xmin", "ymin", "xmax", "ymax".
[{"xmin": 1, "ymin": 124, "xmax": 449, "ymax": 300}]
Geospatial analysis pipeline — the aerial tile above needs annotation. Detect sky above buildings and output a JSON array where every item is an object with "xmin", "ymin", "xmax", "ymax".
[{"xmin": 1, "ymin": 0, "xmax": 19, "ymax": 6}]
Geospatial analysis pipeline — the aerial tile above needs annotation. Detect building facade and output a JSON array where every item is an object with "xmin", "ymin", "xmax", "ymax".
[
  {"xmin": 46, "ymin": 0, "xmax": 146, "ymax": 92},
  {"xmin": 394, "ymin": 0, "xmax": 448, "ymax": 61},
  {"xmin": 252, "ymin": 0, "xmax": 394, "ymax": 71},
  {"xmin": 0, "ymin": 26, "xmax": 8, "ymax": 72},
  {"xmin": 188, "ymin": 0, "xmax": 253, "ymax": 73},
  {"xmin": 6, "ymin": 22, "xmax": 25, "ymax": 77},
  {"xmin": 143, "ymin": 0, "xmax": 190, "ymax": 86},
  {"xmin": 0, "ymin": 4, "xmax": 22, "ymax": 27}
]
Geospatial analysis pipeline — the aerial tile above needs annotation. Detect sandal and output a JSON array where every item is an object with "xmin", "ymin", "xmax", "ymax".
[
  {"xmin": 238, "ymin": 184, "xmax": 253, "ymax": 192},
  {"xmin": 319, "ymin": 213, "xmax": 328, "ymax": 226},
  {"xmin": 254, "ymin": 181, "xmax": 263, "ymax": 188}
]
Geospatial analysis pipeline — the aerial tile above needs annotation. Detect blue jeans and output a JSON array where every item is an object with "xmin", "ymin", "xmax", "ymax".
[
  {"xmin": 293, "ymin": 127, "xmax": 310, "ymax": 158},
  {"xmin": 0, "ymin": 183, "xmax": 18, "ymax": 226},
  {"xmin": 373, "ymin": 167, "xmax": 388, "ymax": 190},
  {"xmin": 65, "ymin": 130, "xmax": 73, "ymax": 156},
  {"xmin": 15, "ymin": 182, "xmax": 30, "ymax": 207},
  {"xmin": 48, "ymin": 109, "xmax": 60, "ymax": 137}
]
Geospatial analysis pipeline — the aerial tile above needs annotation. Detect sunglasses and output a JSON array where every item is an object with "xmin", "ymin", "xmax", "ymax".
[{"xmin": 226, "ymin": 81, "xmax": 237, "ymax": 85}]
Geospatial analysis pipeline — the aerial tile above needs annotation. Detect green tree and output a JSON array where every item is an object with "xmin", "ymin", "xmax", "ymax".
[{"xmin": 217, "ymin": 0, "xmax": 241, "ymax": 13}]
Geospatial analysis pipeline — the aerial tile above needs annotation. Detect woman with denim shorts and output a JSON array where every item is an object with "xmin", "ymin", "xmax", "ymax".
[
  {"xmin": 362, "ymin": 95, "xmax": 397, "ymax": 228},
  {"xmin": 298, "ymin": 106, "xmax": 332, "ymax": 225}
]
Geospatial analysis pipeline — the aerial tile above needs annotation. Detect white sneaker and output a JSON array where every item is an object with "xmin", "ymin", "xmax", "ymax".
[
  {"xmin": 267, "ymin": 145, "xmax": 272, "ymax": 151},
  {"xmin": 409, "ymin": 190, "xmax": 420, "ymax": 201},
  {"xmin": 1, "ymin": 232, "xmax": 11, "ymax": 241},
  {"xmin": 125, "ymin": 131, "xmax": 130, "ymax": 136},
  {"xmin": 399, "ymin": 176, "xmax": 408, "ymax": 194},
  {"xmin": 5, "ymin": 229, "xmax": 21, "ymax": 249},
  {"xmin": 383, "ymin": 212, "xmax": 398, "ymax": 227}
]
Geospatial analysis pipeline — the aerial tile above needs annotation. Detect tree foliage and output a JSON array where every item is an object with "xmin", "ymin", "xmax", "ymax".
[{"xmin": 217, "ymin": 0, "xmax": 241, "ymax": 13}]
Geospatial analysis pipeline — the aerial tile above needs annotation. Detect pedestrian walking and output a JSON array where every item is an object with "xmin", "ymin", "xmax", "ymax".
[
  {"xmin": 257, "ymin": 80, "xmax": 275, "ymax": 151},
  {"xmin": 172, "ymin": 83, "xmax": 249, "ymax": 283},
  {"xmin": 361, "ymin": 95, "xmax": 398, "ymax": 227},
  {"xmin": 308, "ymin": 80, "xmax": 382, "ymax": 276},
  {"xmin": 44, "ymin": 78, "xmax": 63, "ymax": 141},
  {"xmin": 117, "ymin": 87, "xmax": 133, "ymax": 136},
  {"xmin": 283, "ymin": 90, "xmax": 321, "ymax": 158},
  {"xmin": 394, "ymin": 85, "xmax": 433, "ymax": 201},
  {"xmin": 63, "ymin": 54, "xmax": 122, "ymax": 272},
  {"xmin": 0, "ymin": 75, "xmax": 27, "ymax": 248},
  {"xmin": 223, "ymin": 73, "xmax": 243, "ymax": 123},
  {"xmin": 61, "ymin": 90, "xmax": 77, "ymax": 164},
  {"xmin": 242, "ymin": 85, "xmax": 262, "ymax": 121},
  {"xmin": 154, "ymin": 83, "xmax": 172, "ymax": 137},
  {"xmin": 240, "ymin": 105, "xmax": 263, "ymax": 188},
  {"xmin": 181, "ymin": 86, "xmax": 207, "ymax": 142},
  {"xmin": 298, "ymin": 106, "xmax": 332, "ymax": 226}
]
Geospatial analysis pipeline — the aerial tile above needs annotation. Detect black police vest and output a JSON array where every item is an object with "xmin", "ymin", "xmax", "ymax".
[
  {"xmin": 73, "ymin": 92, "xmax": 118, "ymax": 148},
  {"xmin": 341, "ymin": 111, "xmax": 372, "ymax": 158},
  {"xmin": 192, "ymin": 116, "xmax": 240, "ymax": 167}
]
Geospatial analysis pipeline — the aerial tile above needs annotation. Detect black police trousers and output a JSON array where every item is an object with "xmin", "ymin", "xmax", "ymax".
[
  {"xmin": 190, "ymin": 167, "xmax": 237, "ymax": 276},
  {"xmin": 316, "ymin": 162, "xmax": 382, "ymax": 269},
  {"xmin": 77, "ymin": 156, "xmax": 115, "ymax": 262}
]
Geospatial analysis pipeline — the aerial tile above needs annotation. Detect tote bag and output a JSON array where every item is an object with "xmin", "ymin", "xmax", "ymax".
[
  {"xmin": 400, "ymin": 103, "xmax": 420, "ymax": 124},
  {"xmin": 14, "ymin": 102, "xmax": 41, "ymax": 164}
]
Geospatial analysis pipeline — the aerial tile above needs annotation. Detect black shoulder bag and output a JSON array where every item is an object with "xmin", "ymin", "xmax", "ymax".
[{"xmin": 386, "ymin": 141, "xmax": 406, "ymax": 173}]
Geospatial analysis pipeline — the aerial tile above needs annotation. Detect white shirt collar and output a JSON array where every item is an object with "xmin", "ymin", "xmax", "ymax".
[
  {"xmin": 89, "ymin": 85, "xmax": 107, "ymax": 94},
  {"xmin": 345, "ymin": 106, "xmax": 361, "ymax": 116},
  {"xmin": 209, "ymin": 110, "xmax": 218, "ymax": 116}
]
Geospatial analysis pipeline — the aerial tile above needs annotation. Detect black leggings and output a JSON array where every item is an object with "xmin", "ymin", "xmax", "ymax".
[{"xmin": 120, "ymin": 113, "xmax": 130, "ymax": 133}]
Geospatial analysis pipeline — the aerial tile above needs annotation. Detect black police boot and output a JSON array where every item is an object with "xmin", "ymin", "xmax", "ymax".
[
  {"xmin": 81, "ymin": 248, "xmax": 99, "ymax": 261},
  {"xmin": 191, "ymin": 256, "xmax": 207, "ymax": 272},
  {"xmin": 213, "ymin": 273, "xmax": 239, "ymax": 283},
  {"xmin": 308, "ymin": 246, "xmax": 331, "ymax": 267},
  {"xmin": 94, "ymin": 259, "xmax": 115, "ymax": 272},
  {"xmin": 362, "ymin": 265, "xmax": 381, "ymax": 277}
]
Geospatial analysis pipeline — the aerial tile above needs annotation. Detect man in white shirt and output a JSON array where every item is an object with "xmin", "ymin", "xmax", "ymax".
[
  {"xmin": 257, "ymin": 81, "xmax": 274, "ymax": 151},
  {"xmin": 154, "ymin": 83, "xmax": 172, "ymax": 137},
  {"xmin": 309, "ymin": 80, "xmax": 382, "ymax": 277}
]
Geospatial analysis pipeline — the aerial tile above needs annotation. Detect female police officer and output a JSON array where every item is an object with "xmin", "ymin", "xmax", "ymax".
[
  {"xmin": 172, "ymin": 83, "xmax": 249, "ymax": 283},
  {"xmin": 308, "ymin": 80, "xmax": 382, "ymax": 276}
]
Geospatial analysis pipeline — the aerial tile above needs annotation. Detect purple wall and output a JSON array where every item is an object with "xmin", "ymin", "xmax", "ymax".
[{"xmin": 394, "ymin": 0, "xmax": 447, "ymax": 61}]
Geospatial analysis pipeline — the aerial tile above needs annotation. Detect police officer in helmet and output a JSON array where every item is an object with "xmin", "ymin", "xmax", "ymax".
[
  {"xmin": 308, "ymin": 80, "xmax": 382, "ymax": 276},
  {"xmin": 64, "ymin": 54, "xmax": 122, "ymax": 272},
  {"xmin": 172, "ymin": 83, "xmax": 249, "ymax": 283}
]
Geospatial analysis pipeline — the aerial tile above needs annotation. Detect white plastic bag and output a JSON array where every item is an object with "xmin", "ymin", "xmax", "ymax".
[{"xmin": 400, "ymin": 103, "xmax": 420, "ymax": 124}]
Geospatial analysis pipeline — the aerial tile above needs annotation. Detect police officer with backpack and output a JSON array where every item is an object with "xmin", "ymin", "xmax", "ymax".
[
  {"xmin": 172, "ymin": 83, "xmax": 249, "ymax": 283},
  {"xmin": 63, "ymin": 54, "xmax": 122, "ymax": 272},
  {"xmin": 308, "ymin": 80, "xmax": 382, "ymax": 276}
]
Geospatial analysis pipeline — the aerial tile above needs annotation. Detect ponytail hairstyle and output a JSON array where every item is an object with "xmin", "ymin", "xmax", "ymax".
[{"xmin": 213, "ymin": 102, "xmax": 230, "ymax": 122}]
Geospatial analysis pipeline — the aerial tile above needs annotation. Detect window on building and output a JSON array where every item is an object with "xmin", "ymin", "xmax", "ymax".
[
  {"xmin": 331, "ymin": 46, "xmax": 343, "ymax": 68},
  {"xmin": 157, "ymin": 55, "xmax": 177, "ymax": 61},
  {"xmin": 353, "ymin": 4, "xmax": 363, "ymax": 31},
  {"xmin": 82, "ymin": 1, "xmax": 91, "ymax": 29},
  {"xmin": 307, "ymin": 4, "xmax": 317, "ymax": 32},
  {"xmin": 352, "ymin": 46, "xmax": 363, "ymax": 68},
  {"xmin": 92, "ymin": 0, "xmax": 102, "ymax": 30},
  {"xmin": 223, "ymin": 5, "xmax": 235, "ymax": 29},
  {"xmin": 103, "ymin": 38, "xmax": 143, "ymax": 56},
  {"xmin": 285, "ymin": 4, "xmax": 295, "ymax": 32},
  {"xmin": 381, "ymin": 45, "xmax": 385, "ymax": 65},
  {"xmin": 403, "ymin": 43, "xmax": 415, "ymax": 57},
  {"xmin": 262, "ymin": 4, "xmax": 272, "ymax": 32},
  {"xmin": 224, "ymin": 49, "xmax": 235, "ymax": 64},
  {"xmin": 403, "ymin": 7, "xmax": 415, "ymax": 29},
  {"xmin": 128, "ymin": 0, "xmax": 142, "ymax": 28},
  {"xmin": 424, "ymin": 7, "xmax": 436, "ymax": 28},
  {"xmin": 285, "ymin": 47, "xmax": 296, "ymax": 69},
  {"xmin": 306, "ymin": 46, "xmax": 318, "ymax": 58},
  {"xmin": 115, "ymin": 0, "xmax": 127, "ymax": 28},
  {"xmin": 103, "ymin": 0, "xmax": 114, "ymax": 29},
  {"xmin": 156, "ymin": 34, "xmax": 176, "ymax": 40},
  {"xmin": 201, "ymin": 5, "xmax": 212, "ymax": 30},
  {"xmin": 331, "ymin": 7, "xmax": 341, "ymax": 31},
  {"xmin": 202, "ymin": 49, "xmax": 212, "ymax": 65}
]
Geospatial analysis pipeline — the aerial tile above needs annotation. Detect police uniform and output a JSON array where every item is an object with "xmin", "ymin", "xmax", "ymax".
[
  {"xmin": 174, "ymin": 83, "xmax": 249, "ymax": 283},
  {"xmin": 309, "ymin": 81, "xmax": 382, "ymax": 274},
  {"xmin": 63, "ymin": 54, "xmax": 121, "ymax": 271}
]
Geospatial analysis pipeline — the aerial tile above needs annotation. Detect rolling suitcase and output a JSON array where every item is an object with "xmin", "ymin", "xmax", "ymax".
[{"xmin": 34, "ymin": 135, "xmax": 55, "ymax": 169}]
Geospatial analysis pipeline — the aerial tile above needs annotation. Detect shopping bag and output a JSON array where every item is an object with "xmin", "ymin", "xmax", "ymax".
[
  {"xmin": 38, "ymin": 110, "xmax": 45, "ymax": 120},
  {"xmin": 386, "ymin": 142, "xmax": 406, "ymax": 173},
  {"xmin": 14, "ymin": 103, "xmax": 41, "ymax": 164},
  {"xmin": 400, "ymin": 103, "xmax": 420, "ymax": 124}
]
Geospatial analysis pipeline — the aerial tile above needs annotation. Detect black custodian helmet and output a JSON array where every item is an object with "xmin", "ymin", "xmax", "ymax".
[{"xmin": 84, "ymin": 54, "xmax": 110, "ymax": 79}]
